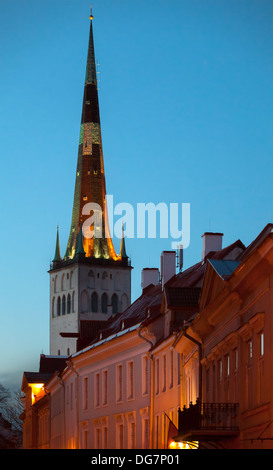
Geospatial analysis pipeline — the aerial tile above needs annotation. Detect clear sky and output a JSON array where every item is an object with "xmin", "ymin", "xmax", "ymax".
[{"xmin": 0, "ymin": 0, "xmax": 272, "ymax": 391}]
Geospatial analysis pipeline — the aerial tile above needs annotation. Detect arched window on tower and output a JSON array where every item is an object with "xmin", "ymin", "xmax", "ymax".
[
  {"xmin": 57, "ymin": 296, "xmax": 61, "ymax": 316},
  {"xmin": 114, "ymin": 273, "xmax": 121, "ymax": 291},
  {"xmin": 102, "ymin": 272, "xmax": 108, "ymax": 290},
  {"xmin": 101, "ymin": 293, "xmax": 108, "ymax": 314},
  {"xmin": 54, "ymin": 275, "xmax": 58, "ymax": 294},
  {"xmin": 61, "ymin": 273, "xmax": 65, "ymax": 291},
  {"xmin": 72, "ymin": 291, "xmax": 75, "ymax": 312},
  {"xmin": 81, "ymin": 290, "xmax": 88, "ymax": 312},
  {"xmin": 52, "ymin": 297, "xmax": 55, "ymax": 318},
  {"xmin": 91, "ymin": 292, "xmax": 98, "ymax": 312},
  {"xmin": 111, "ymin": 293, "xmax": 118, "ymax": 315},
  {"xmin": 88, "ymin": 270, "xmax": 95, "ymax": 289},
  {"xmin": 67, "ymin": 293, "xmax": 71, "ymax": 314},
  {"xmin": 62, "ymin": 295, "xmax": 66, "ymax": 315},
  {"xmin": 121, "ymin": 293, "xmax": 128, "ymax": 312}
]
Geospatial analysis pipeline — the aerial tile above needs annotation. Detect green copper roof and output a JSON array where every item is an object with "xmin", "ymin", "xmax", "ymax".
[
  {"xmin": 120, "ymin": 225, "xmax": 128, "ymax": 259},
  {"xmin": 75, "ymin": 224, "xmax": 86, "ymax": 256},
  {"xmin": 53, "ymin": 227, "xmax": 62, "ymax": 262}
]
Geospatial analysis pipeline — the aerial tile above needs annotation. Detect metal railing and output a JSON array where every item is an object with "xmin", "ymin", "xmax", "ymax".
[{"xmin": 178, "ymin": 399, "xmax": 239, "ymax": 434}]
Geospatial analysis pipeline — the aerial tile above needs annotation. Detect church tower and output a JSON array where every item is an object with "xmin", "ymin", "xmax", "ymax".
[{"xmin": 49, "ymin": 12, "xmax": 132, "ymax": 356}]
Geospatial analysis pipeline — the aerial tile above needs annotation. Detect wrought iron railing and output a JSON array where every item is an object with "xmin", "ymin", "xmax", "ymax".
[{"xmin": 178, "ymin": 399, "xmax": 239, "ymax": 434}]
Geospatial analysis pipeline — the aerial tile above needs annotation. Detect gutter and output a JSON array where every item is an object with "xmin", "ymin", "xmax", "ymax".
[
  {"xmin": 173, "ymin": 323, "xmax": 203, "ymax": 404},
  {"xmin": 137, "ymin": 324, "xmax": 154, "ymax": 449},
  {"xmin": 66, "ymin": 359, "xmax": 80, "ymax": 449}
]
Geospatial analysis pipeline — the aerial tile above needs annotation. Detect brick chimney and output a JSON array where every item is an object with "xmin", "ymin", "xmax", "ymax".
[
  {"xmin": 202, "ymin": 232, "xmax": 223, "ymax": 261},
  {"xmin": 160, "ymin": 251, "xmax": 176, "ymax": 286},
  {"xmin": 141, "ymin": 268, "xmax": 160, "ymax": 291}
]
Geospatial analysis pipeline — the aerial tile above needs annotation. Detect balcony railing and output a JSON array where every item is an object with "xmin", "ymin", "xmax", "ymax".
[{"xmin": 178, "ymin": 399, "xmax": 239, "ymax": 437}]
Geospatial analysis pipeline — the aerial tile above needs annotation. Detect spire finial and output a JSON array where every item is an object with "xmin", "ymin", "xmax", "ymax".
[{"xmin": 89, "ymin": 5, "xmax": 94, "ymax": 20}]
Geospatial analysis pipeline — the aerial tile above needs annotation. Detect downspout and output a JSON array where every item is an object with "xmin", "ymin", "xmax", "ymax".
[
  {"xmin": 182, "ymin": 327, "xmax": 203, "ymax": 403},
  {"xmin": 67, "ymin": 359, "xmax": 80, "ymax": 449},
  {"xmin": 43, "ymin": 386, "xmax": 51, "ymax": 449},
  {"xmin": 137, "ymin": 325, "xmax": 154, "ymax": 449},
  {"xmin": 56, "ymin": 372, "xmax": 66, "ymax": 448},
  {"xmin": 173, "ymin": 324, "xmax": 203, "ymax": 404}
]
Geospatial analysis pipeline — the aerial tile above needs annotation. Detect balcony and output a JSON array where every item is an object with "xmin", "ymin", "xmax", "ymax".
[{"xmin": 176, "ymin": 399, "xmax": 239, "ymax": 446}]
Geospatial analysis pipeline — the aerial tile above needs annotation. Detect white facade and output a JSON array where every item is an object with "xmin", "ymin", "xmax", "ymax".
[{"xmin": 50, "ymin": 262, "xmax": 131, "ymax": 356}]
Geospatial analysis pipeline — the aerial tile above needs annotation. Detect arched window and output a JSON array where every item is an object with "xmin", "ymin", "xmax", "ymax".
[
  {"xmin": 102, "ymin": 272, "xmax": 108, "ymax": 290},
  {"xmin": 91, "ymin": 292, "xmax": 98, "ymax": 312},
  {"xmin": 101, "ymin": 293, "xmax": 108, "ymax": 314},
  {"xmin": 52, "ymin": 297, "xmax": 55, "ymax": 318},
  {"xmin": 72, "ymin": 291, "xmax": 75, "ymax": 312},
  {"xmin": 70, "ymin": 271, "xmax": 74, "ymax": 289},
  {"xmin": 88, "ymin": 270, "xmax": 95, "ymax": 289},
  {"xmin": 61, "ymin": 273, "xmax": 66, "ymax": 291},
  {"xmin": 57, "ymin": 296, "xmax": 61, "ymax": 316},
  {"xmin": 121, "ymin": 293, "xmax": 128, "ymax": 312},
  {"xmin": 62, "ymin": 295, "xmax": 66, "ymax": 315},
  {"xmin": 81, "ymin": 290, "xmax": 88, "ymax": 312},
  {"xmin": 67, "ymin": 293, "xmax": 71, "ymax": 314},
  {"xmin": 114, "ymin": 273, "xmax": 121, "ymax": 291},
  {"xmin": 111, "ymin": 293, "xmax": 118, "ymax": 314},
  {"xmin": 54, "ymin": 275, "xmax": 58, "ymax": 294}
]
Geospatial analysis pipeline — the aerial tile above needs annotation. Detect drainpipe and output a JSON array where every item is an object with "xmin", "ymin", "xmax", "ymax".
[
  {"xmin": 43, "ymin": 386, "xmax": 51, "ymax": 449},
  {"xmin": 67, "ymin": 359, "xmax": 80, "ymax": 449},
  {"xmin": 173, "ymin": 324, "xmax": 203, "ymax": 404},
  {"xmin": 56, "ymin": 372, "xmax": 66, "ymax": 448},
  {"xmin": 137, "ymin": 325, "xmax": 154, "ymax": 449},
  {"xmin": 182, "ymin": 328, "xmax": 202, "ymax": 403}
]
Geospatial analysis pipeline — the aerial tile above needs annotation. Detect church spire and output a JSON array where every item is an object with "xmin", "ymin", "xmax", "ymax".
[
  {"xmin": 65, "ymin": 12, "xmax": 118, "ymax": 261},
  {"xmin": 53, "ymin": 226, "xmax": 62, "ymax": 264},
  {"xmin": 119, "ymin": 224, "xmax": 128, "ymax": 260}
]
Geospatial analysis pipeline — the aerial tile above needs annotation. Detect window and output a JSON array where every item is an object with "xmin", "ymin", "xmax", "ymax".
[
  {"xmin": 162, "ymin": 355, "xmax": 166, "ymax": 392},
  {"xmin": 102, "ymin": 370, "xmax": 108, "ymax": 406},
  {"xmin": 67, "ymin": 293, "xmax": 71, "ymax": 313},
  {"xmin": 127, "ymin": 361, "xmax": 134, "ymax": 400},
  {"xmin": 82, "ymin": 377, "xmax": 88, "ymax": 410},
  {"xmin": 142, "ymin": 356, "xmax": 149, "ymax": 396},
  {"xmin": 117, "ymin": 365, "xmax": 123, "ymax": 402},
  {"xmin": 52, "ymin": 297, "xmax": 55, "ymax": 318},
  {"xmin": 118, "ymin": 424, "xmax": 124, "ymax": 449},
  {"xmin": 129, "ymin": 422, "xmax": 136, "ymax": 449},
  {"xmin": 218, "ymin": 359, "xmax": 223, "ymax": 382},
  {"xmin": 234, "ymin": 348, "xmax": 238, "ymax": 371},
  {"xmin": 111, "ymin": 293, "xmax": 118, "ymax": 314},
  {"xmin": 57, "ymin": 296, "xmax": 61, "ymax": 316},
  {"xmin": 260, "ymin": 332, "xmax": 264, "ymax": 356},
  {"xmin": 91, "ymin": 292, "xmax": 98, "ymax": 312},
  {"xmin": 225, "ymin": 355, "xmax": 230, "ymax": 377},
  {"xmin": 249, "ymin": 340, "xmax": 253, "ymax": 360},
  {"xmin": 177, "ymin": 352, "xmax": 181, "ymax": 385},
  {"xmin": 156, "ymin": 359, "xmax": 159, "ymax": 395},
  {"xmin": 62, "ymin": 295, "xmax": 66, "ymax": 315},
  {"xmin": 101, "ymin": 293, "xmax": 108, "ymax": 313},
  {"xmin": 95, "ymin": 373, "xmax": 100, "ymax": 407},
  {"xmin": 170, "ymin": 350, "xmax": 174, "ymax": 389}
]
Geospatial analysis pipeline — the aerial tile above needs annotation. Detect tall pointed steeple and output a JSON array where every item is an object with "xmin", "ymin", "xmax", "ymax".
[
  {"xmin": 53, "ymin": 226, "xmax": 62, "ymax": 263},
  {"xmin": 119, "ymin": 224, "xmax": 128, "ymax": 260},
  {"xmin": 65, "ymin": 12, "xmax": 118, "ymax": 261}
]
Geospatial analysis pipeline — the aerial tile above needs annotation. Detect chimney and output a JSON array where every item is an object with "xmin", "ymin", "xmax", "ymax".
[
  {"xmin": 202, "ymin": 232, "xmax": 223, "ymax": 261},
  {"xmin": 160, "ymin": 251, "xmax": 176, "ymax": 286},
  {"xmin": 141, "ymin": 268, "xmax": 160, "ymax": 291}
]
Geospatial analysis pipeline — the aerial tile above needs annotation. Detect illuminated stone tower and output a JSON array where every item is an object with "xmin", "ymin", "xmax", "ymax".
[{"xmin": 49, "ymin": 12, "xmax": 132, "ymax": 356}]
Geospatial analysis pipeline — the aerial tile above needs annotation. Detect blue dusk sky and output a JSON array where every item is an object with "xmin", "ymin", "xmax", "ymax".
[{"xmin": 0, "ymin": 0, "xmax": 272, "ymax": 390}]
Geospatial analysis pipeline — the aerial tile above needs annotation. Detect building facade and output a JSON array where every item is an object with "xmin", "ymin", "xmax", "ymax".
[{"xmin": 21, "ymin": 12, "xmax": 273, "ymax": 451}]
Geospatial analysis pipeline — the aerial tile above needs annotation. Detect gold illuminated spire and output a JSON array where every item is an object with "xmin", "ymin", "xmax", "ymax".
[{"xmin": 89, "ymin": 5, "xmax": 94, "ymax": 21}]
